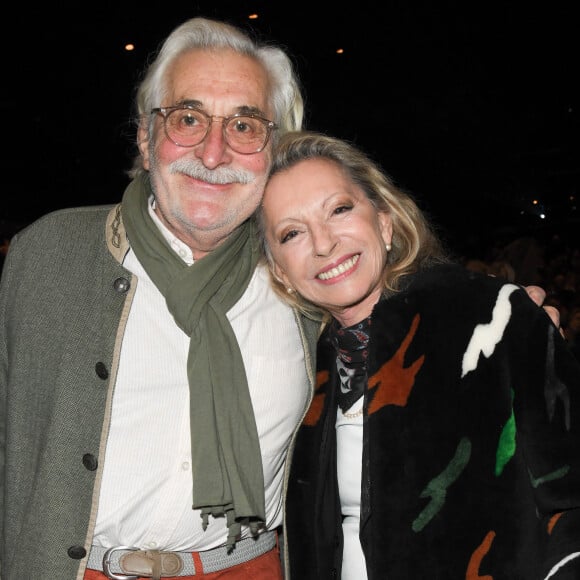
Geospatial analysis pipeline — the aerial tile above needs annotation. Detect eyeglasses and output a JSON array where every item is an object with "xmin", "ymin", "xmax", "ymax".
[{"xmin": 151, "ymin": 105, "xmax": 278, "ymax": 154}]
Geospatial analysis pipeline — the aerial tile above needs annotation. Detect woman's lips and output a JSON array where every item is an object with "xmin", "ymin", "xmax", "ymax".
[{"xmin": 317, "ymin": 254, "xmax": 360, "ymax": 281}]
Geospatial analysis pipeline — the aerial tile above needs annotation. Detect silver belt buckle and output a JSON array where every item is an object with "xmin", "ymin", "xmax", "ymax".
[{"xmin": 102, "ymin": 546, "xmax": 140, "ymax": 580}]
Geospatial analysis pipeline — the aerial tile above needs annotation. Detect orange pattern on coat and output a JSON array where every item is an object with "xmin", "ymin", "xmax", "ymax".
[
  {"xmin": 466, "ymin": 530, "xmax": 495, "ymax": 579},
  {"xmin": 548, "ymin": 512, "xmax": 564, "ymax": 534},
  {"xmin": 303, "ymin": 370, "xmax": 329, "ymax": 426},
  {"xmin": 368, "ymin": 314, "xmax": 423, "ymax": 415},
  {"xmin": 304, "ymin": 314, "xmax": 423, "ymax": 425}
]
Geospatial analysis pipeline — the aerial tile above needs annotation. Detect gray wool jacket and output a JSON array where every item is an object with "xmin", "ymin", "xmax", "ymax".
[{"xmin": 0, "ymin": 204, "xmax": 320, "ymax": 580}]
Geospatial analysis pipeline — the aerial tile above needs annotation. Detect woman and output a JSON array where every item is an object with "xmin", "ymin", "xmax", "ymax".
[{"xmin": 256, "ymin": 131, "xmax": 580, "ymax": 579}]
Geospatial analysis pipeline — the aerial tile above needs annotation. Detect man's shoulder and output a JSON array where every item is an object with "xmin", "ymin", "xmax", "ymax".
[
  {"xmin": 7, "ymin": 204, "xmax": 119, "ymax": 265},
  {"xmin": 20, "ymin": 205, "xmax": 115, "ymax": 234},
  {"xmin": 13, "ymin": 205, "xmax": 115, "ymax": 245}
]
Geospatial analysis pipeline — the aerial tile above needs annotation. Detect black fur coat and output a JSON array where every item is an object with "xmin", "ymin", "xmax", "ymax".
[{"xmin": 285, "ymin": 263, "xmax": 580, "ymax": 579}]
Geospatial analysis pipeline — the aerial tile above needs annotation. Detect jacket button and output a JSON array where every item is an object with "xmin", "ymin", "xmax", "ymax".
[
  {"xmin": 330, "ymin": 569, "xmax": 337, "ymax": 578},
  {"xmin": 68, "ymin": 545, "xmax": 86, "ymax": 559},
  {"xmin": 82, "ymin": 453, "xmax": 98, "ymax": 471},
  {"xmin": 113, "ymin": 277, "xmax": 130, "ymax": 293},
  {"xmin": 95, "ymin": 362, "xmax": 109, "ymax": 380}
]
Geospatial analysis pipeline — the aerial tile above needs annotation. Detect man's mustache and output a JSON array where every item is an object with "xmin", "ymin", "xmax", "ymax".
[{"xmin": 169, "ymin": 158, "xmax": 256, "ymax": 185}]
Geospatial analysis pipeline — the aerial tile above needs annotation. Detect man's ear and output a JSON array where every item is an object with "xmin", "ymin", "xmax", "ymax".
[{"xmin": 137, "ymin": 121, "xmax": 151, "ymax": 170}]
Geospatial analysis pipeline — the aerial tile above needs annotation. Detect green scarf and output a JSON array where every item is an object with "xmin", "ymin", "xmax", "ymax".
[{"xmin": 121, "ymin": 174, "xmax": 264, "ymax": 550}]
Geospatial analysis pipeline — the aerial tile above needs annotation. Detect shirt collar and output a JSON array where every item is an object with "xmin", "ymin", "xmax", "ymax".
[{"xmin": 149, "ymin": 195, "xmax": 194, "ymax": 265}]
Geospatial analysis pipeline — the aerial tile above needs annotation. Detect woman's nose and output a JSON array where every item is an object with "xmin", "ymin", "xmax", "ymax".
[{"xmin": 312, "ymin": 226, "xmax": 338, "ymax": 257}]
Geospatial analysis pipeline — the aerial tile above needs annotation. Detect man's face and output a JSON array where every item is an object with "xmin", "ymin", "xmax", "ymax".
[{"xmin": 139, "ymin": 48, "xmax": 274, "ymax": 258}]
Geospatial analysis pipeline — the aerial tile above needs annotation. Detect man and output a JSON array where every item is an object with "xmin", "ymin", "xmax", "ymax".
[
  {"xmin": 0, "ymin": 15, "xmax": 558, "ymax": 580},
  {"xmin": 1, "ymin": 17, "xmax": 318, "ymax": 580}
]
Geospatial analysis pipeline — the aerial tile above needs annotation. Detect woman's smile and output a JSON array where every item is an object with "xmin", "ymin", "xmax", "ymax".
[{"xmin": 317, "ymin": 254, "xmax": 360, "ymax": 281}]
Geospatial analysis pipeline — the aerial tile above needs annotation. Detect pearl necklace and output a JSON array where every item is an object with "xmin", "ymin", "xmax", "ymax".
[{"xmin": 342, "ymin": 407, "xmax": 363, "ymax": 419}]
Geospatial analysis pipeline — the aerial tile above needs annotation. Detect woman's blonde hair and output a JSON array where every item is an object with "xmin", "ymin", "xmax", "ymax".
[{"xmin": 255, "ymin": 131, "xmax": 450, "ymax": 318}]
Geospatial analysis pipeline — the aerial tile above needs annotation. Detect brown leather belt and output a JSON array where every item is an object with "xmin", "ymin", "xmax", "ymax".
[{"xmin": 86, "ymin": 530, "xmax": 277, "ymax": 579}]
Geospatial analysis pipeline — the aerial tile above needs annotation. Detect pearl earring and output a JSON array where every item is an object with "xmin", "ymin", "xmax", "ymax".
[
  {"xmin": 287, "ymin": 287, "xmax": 294, "ymax": 294},
  {"xmin": 386, "ymin": 243, "xmax": 392, "ymax": 252}
]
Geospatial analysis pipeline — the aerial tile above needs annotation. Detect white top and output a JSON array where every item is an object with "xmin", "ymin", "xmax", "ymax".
[
  {"xmin": 93, "ymin": 205, "xmax": 310, "ymax": 550},
  {"xmin": 336, "ymin": 396, "xmax": 368, "ymax": 579}
]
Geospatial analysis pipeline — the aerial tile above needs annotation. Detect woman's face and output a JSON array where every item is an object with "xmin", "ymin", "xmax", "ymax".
[{"xmin": 262, "ymin": 157, "xmax": 392, "ymax": 327}]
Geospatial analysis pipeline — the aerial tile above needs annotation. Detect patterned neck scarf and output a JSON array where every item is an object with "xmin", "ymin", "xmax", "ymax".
[{"xmin": 329, "ymin": 316, "xmax": 371, "ymax": 412}]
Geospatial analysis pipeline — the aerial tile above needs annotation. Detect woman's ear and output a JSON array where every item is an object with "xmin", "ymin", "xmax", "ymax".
[
  {"xmin": 272, "ymin": 262, "xmax": 292, "ymax": 291},
  {"xmin": 379, "ymin": 212, "xmax": 393, "ymax": 246}
]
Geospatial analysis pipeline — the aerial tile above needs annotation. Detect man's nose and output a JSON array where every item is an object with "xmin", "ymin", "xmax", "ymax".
[{"xmin": 194, "ymin": 120, "xmax": 229, "ymax": 168}]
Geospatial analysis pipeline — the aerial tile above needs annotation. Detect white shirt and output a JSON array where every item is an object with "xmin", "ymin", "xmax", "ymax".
[
  {"xmin": 336, "ymin": 397, "xmax": 368, "ymax": 579},
  {"xmin": 93, "ymin": 206, "xmax": 309, "ymax": 550}
]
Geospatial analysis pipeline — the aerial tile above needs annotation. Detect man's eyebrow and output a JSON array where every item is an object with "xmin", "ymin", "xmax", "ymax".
[
  {"xmin": 177, "ymin": 99, "xmax": 203, "ymax": 108},
  {"xmin": 175, "ymin": 101, "xmax": 267, "ymax": 117},
  {"xmin": 235, "ymin": 105, "xmax": 267, "ymax": 116}
]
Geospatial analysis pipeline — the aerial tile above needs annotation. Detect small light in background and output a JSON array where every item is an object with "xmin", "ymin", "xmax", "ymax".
[
  {"xmin": 336, "ymin": 48, "xmax": 344, "ymax": 54},
  {"xmin": 124, "ymin": 43, "xmax": 135, "ymax": 52},
  {"xmin": 248, "ymin": 13, "xmax": 259, "ymax": 20}
]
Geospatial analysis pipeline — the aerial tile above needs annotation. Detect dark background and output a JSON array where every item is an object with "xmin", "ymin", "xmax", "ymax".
[{"xmin": 3, "ymin": 1, "xmax": 578, "ymax": 256}]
